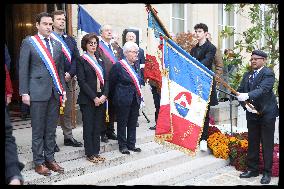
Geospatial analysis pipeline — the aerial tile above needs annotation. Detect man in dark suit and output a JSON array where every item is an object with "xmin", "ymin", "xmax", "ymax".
[
  {"xmin": 98, "ymin": 24, "xmax": 123, "ymax": 142},
  {"xmin": 109, "ymin": 41, "xmax": 142, "ymax": 154},
  {"xmin": 237, "ymin": 50, "xmax": 279, "ymax": 184},
  {"xmin": 51, "ymin": 10, "xmax": 82, "ymax": 152},
  {"xmin": 5, "ymin": 107, "xmax": 24, "ymax": 185},
  {"xmin": 125, "ymin": 31, "xmax": 146, "ymax": 127},
  {"xmin": 190, "ymin": 23, "xmax": 217, "ymax": 152},
  {"xmin": 19, "ymin": 12, "xmax": 66, "ymax": 176},
  {"xmin": 125, "ymin": 31, "xmax": 145, "ymax": 82}
]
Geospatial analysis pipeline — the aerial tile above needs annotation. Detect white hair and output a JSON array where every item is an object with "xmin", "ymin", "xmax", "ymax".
[
  {"xmin": 123, "ymin": 41, "xmax": 139, "ymax": 55},
  {"xmin": 99, "ymin": 24, "xmax": 112, "ymax": 34}
]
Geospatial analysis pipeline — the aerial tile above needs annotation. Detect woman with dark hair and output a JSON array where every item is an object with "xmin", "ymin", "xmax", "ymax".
[{"xmin": 77, "ymin": 33, "xmax": 109, "ymax": 163}]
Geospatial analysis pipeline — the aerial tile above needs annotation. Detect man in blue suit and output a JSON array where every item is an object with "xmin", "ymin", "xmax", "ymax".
[
  {"xmin": 125, "ymin": 31, "xmax": 145, "ymax": 127},
  {"xmin": 237, "ymin": 50, "xmax": 279, "ymax": 184},
  {"xmin": 109, "ymin": 41, "xmax": 142, "ymax": 154},
  {"xmin": 51, "ymin": 10, "xmax": 83, "ymax": 152}
]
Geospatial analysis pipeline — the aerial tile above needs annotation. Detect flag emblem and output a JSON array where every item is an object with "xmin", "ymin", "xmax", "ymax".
[{"xmin": 174, "ymin": 92, "xmax": 192, "ymax": 118}]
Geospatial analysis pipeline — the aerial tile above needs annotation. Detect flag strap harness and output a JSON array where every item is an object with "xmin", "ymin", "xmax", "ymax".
[
  {"xmin": 82, "ymin": 53, "xmax": 105, "ymax": 86},
  {"xmin": 119, "ymin": 59, "xmax": 142, "ymax": 98},
  {"xmin": 99, "ymin": 41, "xmax": 118, "ymax": 64},
  {"xmin": 29, "ymin": 35, "xmax": 64, "ymax": 104},
  {"xmin": 50, "ymin": 32, "xmax": 72, "ymax": 64}
]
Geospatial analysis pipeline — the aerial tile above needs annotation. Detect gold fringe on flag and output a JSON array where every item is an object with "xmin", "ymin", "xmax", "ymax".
[{"xmin": 105, "ymin": 99, "xmax": 109, "ymax": 123}]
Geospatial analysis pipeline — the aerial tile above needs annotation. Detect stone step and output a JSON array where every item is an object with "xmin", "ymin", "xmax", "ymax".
[
  {"xmin": 53, "ymin": 147, "xmax": 212, "ymax": 185},
  {"xmin": 22, "ymin": 141, "xmax": 173, "ymax": 184},
  {"xmin": 19, "ymin": 127, "xmax": 155, "ymax": 171},
  {"xmin": 119, "ymin": 155, "xmax": 229, "ymax": 185}
]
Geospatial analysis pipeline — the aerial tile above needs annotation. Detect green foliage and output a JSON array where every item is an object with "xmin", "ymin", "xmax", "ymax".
[{"xmin": 222, "ymin": 4, "xmax": 279, "ymax": 96}]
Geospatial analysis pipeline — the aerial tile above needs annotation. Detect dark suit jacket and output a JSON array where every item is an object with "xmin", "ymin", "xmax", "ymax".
[
  {"xmin": 237, "ymin": 67, "xmax": 279, "ymax": 121},
  {"xmin": 77, "ymin": 53, "xmax": 109, "ymax": 105},
  {"xmin": 97, "ymin": 40, "xmax": 123, "ymax": 80},
  {"xmin": 19, "ymin": 36, "xmax": 66, "ymax": 101},
  {"xmin": 190, "ymin": 39, "xmax": 218, "ymax": 106},
  {"xmin": 5, "ymin": 108, "xmax": 24, "ymax": 184},
  {"xmin": 133, "ymin": 47, "xmax": 145, "ymax": 85},
  {"xmin": 109, "ymin": 60, "xmax": 142, "ymax": 107},
  {"xmin": 62, "ymin": 35, "xmax": 80, "ymax": 77}
]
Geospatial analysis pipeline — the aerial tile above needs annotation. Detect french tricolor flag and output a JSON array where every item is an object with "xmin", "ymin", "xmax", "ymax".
[{"xmin": 155, "ymin": 38, "xmax": 214, "ymax": 155}]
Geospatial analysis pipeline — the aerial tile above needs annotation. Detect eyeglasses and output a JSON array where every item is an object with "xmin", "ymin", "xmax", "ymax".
[
  {"xmin": 88, "ymin": 41, "xmax": 97, "ymax": 46},
  {"xmin": 128, "ymin": 50, "xmax": 139, "ymax": 54},
  {"xmin": 250, "ymin": 57, "xmax": 264, "ymax": 62}
]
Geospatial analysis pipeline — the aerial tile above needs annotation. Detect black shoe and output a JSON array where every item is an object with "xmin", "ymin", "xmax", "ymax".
[
  {"xmin": 239, "ymin": 171, "xmax": 259, "ymax": 178},
  {"xmin": 54, "ymin": 144, "xmax": 60, "ymax": 152},
  {"xmin": 260, "ymin": 173, "xmax": 271, "ymax": 184},
  {"xmin": 101, "ymin": 135, "xmax": 109, "ymax": 143},
  {"xmin": 136, "ymin": 122, "xmax": 139, "ymax": 127},
  {"xmin": 149, "ymin": 125, "xmax": 156, "ymax": 130},
  {"xmin": 119, "ymin": 148, "xmax": 130, "ymax": 154},
  {"xmin": 21, "ymin": 114, "xmax": 27, "ymax": 120},
  {"xmin": 107, "ymin": 132, "xmax": 117, "ymax": 140},
  {"xmin": 128, "ymin": 147, "xmax": 141, "ymax": 152},
  {"xmin": 64, "ymin": 138, "xmax": 83, "ymax": 147}
]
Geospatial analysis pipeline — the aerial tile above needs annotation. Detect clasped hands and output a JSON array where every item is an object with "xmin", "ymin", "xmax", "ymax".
[{"xmin": 94, "ymin": 95, "xmax": 107, "ymax": 106}]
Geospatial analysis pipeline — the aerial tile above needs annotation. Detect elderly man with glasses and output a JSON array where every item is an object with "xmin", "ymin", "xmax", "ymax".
[{"xmin": 237, "ymin": 50, "xmax": 279, "ymax": 184}]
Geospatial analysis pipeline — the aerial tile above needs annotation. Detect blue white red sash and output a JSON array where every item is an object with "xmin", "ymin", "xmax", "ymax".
[
  {"xmin": 29, "ymin": 35, "xmax": 64, "ymax": 98},
  {"xmin": 119, "ymin": 59, "xmax": 142, "ymax": 97},
  {"xmin": 82, "ymin": 53, "xmax": 104, "ymax": 86},
  {"xmin": 99, "ymin": 41, "xmax": 117, "ymax": 64},
  {"xmin": 50, "ymin": 32, "xmax": 72, "ymax": 64}
]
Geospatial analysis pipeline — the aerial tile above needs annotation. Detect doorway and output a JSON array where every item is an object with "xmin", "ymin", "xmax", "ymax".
[{"xmin": 5, "ymin": 4, "xmax": 68, "ymax": 128}]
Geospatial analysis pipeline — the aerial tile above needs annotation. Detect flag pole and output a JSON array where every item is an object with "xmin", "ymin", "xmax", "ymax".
[
  {"xmin": 146, "ymin": 4, "xmax": 260, "ymax": 115},
  {"xmin": 215, "ymin": 75, "xmax": 260, "ymax": 115},
  {"xmin": 145, "ymin": 4, "xmax": 172, "ymax": 40}
]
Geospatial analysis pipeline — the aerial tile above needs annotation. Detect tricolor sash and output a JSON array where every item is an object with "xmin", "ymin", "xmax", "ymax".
[
  {"xmin": 99, "ymin": 41, "xmax": 117, "ymax": 64},
  {"xmin": 50, "ymin": 32, "xmax": 72, "ymax": 64},
  {"xmin": 119, "ymin": 59, "xmax": 142, "ymax": 98},
  {"xmin": 29, "ymin": 35, "xmax": 64, "ymax": 98},
  {"xmin": 82, "ymin": 53, "xmax": 104, "ymax": 86}
]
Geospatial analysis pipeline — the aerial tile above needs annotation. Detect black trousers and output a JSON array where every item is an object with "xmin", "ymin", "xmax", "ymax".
[
  {"xmin": 151, "ymin": 85, "xmax": 161, "ymax": 123},
  {"xmin": 30, "ymin": 92, "xmax": 59, "ymax": 165},
  {"xmin": 200, "ymin": 106, "xmax": 210, "ymax": 141},
  {"xmin": 80, "ymin": 102, "xmax": 104, "ymax": 156},
  {"xmin": 247, "ymin": 118, "xmax": 276, "ymax": 175},
  {"xmin": 116, "ymin": 99, "xmax": 139, "ymax": 150}
]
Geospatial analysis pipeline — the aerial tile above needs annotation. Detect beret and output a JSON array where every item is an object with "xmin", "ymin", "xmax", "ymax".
[{"xmin": 252, "ymin": 50, "xmax": 267, "ymax": 58}]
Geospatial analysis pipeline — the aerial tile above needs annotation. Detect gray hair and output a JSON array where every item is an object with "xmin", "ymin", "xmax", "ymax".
[
  {"xmin": 123, "ymin": 41, "xmax": 139, "ymax": 55},
  {"xmin": 99, "ymin": 24, "xmax": 112, "ymax": 34},
  {"xmin": 126, "ymin": 31, "xmax": 136, "ymax": 38}
]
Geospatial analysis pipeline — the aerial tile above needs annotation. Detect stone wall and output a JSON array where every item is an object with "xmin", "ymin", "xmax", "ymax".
[{"xmin": 210, "ymin": 100, "xmax": 239, "ymax": 126}]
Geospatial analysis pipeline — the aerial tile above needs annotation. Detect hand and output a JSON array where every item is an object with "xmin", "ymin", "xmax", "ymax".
[
  {"xmin": 65, "ymin": 72, "xmax": 71, "ymax": 82},
  {"xmin": 63, "ymin": 91, "xmax": 67, "ymax": 105},
  {"xmin": 94, "ymin": 97, "xmax": 101, "ymax": 106},
  {"xmin": 9, "ymin": 178, "xmax": 21, "ymax": 185},
  {"xmin": 237, "ymin": 93, "xmax": 249, "ymax": 101},
  {"xmin": 22, "ymin": 94, "xmax": 30, "ymax": 106},
  {"xmin": 245, "ymin": 104, "xmax": 258, "ymax": 114},
  {"xmin": 6, "ymin": 95, "xmax": 12, "ymax": 105},
  {"xmin": 99, "ymin": 95, "xmax": 107, "ymax": 104}
]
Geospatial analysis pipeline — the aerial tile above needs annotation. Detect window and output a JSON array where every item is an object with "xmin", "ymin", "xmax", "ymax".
[
  {"xmin": 218, "ymin": 4, "xmax": 236, "ymax": 52},
  {"xmin": 171, "ymin": 4, "xmax": 187, "ymax": 35}
]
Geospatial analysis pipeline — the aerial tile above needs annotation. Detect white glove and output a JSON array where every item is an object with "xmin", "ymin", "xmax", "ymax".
[
  {"xmin": 237, "ymin": 93, "xmax": 249, "ymax": 101},
  {"xmin": 245, "ymin": 104, "xmax": 257, "ymax": 114}
]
